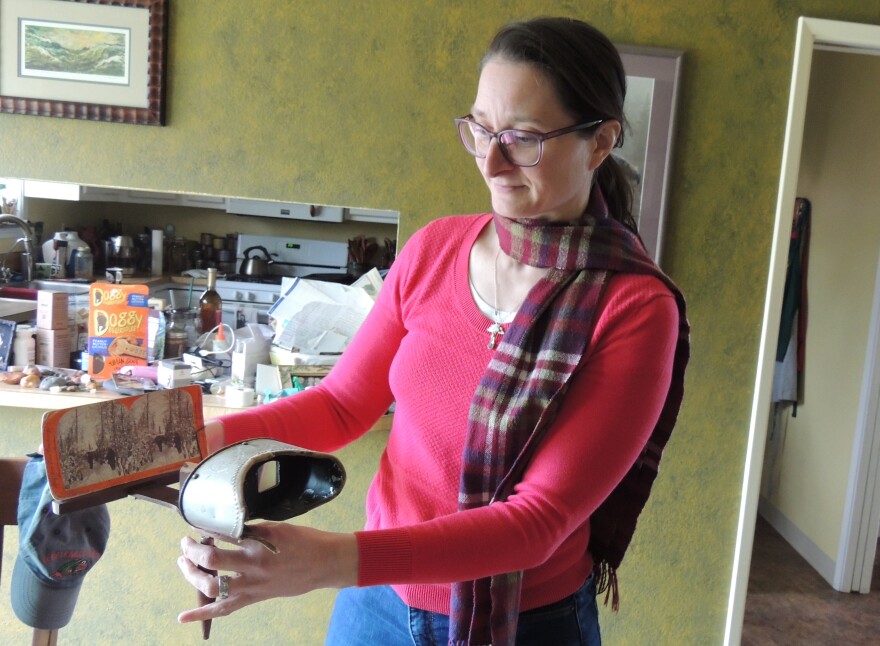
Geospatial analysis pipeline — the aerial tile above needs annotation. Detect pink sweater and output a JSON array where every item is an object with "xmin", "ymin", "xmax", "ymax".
[{"xmin": 221, "ymin": 213, "xmax": 678, "ymax": 614}]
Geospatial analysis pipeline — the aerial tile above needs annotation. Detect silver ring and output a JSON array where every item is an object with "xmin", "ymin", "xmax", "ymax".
[{"xmin": 217, "ymin": 575, "xmax": 230, "ymax": 600}]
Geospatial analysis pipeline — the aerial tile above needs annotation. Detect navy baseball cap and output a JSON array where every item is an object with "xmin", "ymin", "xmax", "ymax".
[{"xmin": 11, "ymin": 456, "xmax": 110, "ymax": 630}]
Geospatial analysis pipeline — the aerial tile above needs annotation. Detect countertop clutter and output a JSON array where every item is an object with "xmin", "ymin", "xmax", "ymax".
[
  {"xmin": 0, "ymin": 274, "xmax": 392, "ymax": 426},
  {"xmin": 0, "ymin": 215, "xmax": 394, "ymax": 421},
  {"xmin": 38, "ymin": 224, "xmax": 242, "ymax": 280},
  {"xmin": 0, "ymin": 280, "xmax": 263, "ymax": 408}
]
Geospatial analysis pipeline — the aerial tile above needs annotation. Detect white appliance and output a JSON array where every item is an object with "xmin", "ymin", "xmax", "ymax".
[
  {"xmin": 157, "ymin": 235, "xmax": 351, "ymax": 328},
  {"xmin": 233, "ymin": 233, "xmax": 349, "ymax": 278},
  {"xmin": 214, "ymin": 235, "xmax": 351, "ymax": 328}
]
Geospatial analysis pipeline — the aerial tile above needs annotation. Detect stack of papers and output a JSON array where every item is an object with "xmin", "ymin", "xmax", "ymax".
[{"xmin": 267, "ymin": 269, "xmax": 383, "ymax": 354}]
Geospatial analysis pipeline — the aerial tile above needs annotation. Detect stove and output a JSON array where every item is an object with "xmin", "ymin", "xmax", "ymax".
[
  {"xmin": 235, "ymin": 234, "xmax": 349, "ymax": 278},
  {"xmin": 155, "ymin": 235, "xmax": 353, "ymax": 329},
  {"xmin": 213, "ymin": 235, "xmax": 351, "ymax": 327}
]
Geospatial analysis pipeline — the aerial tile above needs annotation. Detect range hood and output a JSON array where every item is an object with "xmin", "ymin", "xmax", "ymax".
[
  {"xmin": 18, "ymin": 179, "xmax": 400, "ymax": 225},
  {"xmin": 226, "ymin": 198, "xmax": 344, "ymax": 223}
]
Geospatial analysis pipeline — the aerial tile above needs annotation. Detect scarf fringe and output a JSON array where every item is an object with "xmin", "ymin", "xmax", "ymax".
[{"xmin": 594, "ymin": 560, "xmax": 620, "ymax": 613}]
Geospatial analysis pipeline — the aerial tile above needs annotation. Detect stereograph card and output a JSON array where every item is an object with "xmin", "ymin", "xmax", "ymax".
[{"xmin": 41, "ymin": 385, "xmax": 206, "ymax": 502}]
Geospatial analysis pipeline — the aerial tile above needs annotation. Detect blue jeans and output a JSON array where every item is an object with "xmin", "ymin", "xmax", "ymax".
[{"xmin": 326, "ymin": 575, "xmax": 601, "ymax": 645}]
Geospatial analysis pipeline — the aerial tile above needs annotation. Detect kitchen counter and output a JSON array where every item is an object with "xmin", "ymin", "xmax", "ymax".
[
  {"xmin": 0, "ymin": 382, "xmax": 234, "ymax": 415},
  {"xmin": 0, "ymin": 296, "xmax": 37, "ymax": 322},
  {"xmin": 0, "ymin": 382, "xmax": 394, "ymax": 432},
  {"xmin": 0, "ymin": 273, "xmax": 398, "ymax": 427},
  {"xmin": 110, "ymin": 275, "xmax": 178, "ymax": 288},
  {"xmin": 0, "ymin": 274, "xmax": 198, "ymax": 321}
]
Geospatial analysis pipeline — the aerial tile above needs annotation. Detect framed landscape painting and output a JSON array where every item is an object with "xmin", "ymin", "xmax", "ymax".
[{"xmin": 0, "ymin": 0, "xmax": 167, "ymax": 125}]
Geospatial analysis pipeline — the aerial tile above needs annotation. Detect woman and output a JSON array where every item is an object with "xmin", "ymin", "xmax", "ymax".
[{"xmin": 177, "ymin": 16, "xmax": 688, "ymax": 646}]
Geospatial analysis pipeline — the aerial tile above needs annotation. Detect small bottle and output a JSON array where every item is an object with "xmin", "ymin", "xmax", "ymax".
[
  {"xmin": 12, "ymin": 324, "xmax": 36, "ymax": 367},
  {"xmin": 199, "ymin": 268, "xmax": 223, "ymax": 334}
]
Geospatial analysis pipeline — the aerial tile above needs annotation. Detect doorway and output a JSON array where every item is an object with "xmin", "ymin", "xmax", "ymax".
[{"xmin": 725, "ymin": 17, "xmax": 880, "ymax": 646}]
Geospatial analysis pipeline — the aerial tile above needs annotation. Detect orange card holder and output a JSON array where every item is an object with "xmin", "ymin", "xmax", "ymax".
[{"xmin": 41, "ymin": 386, "xmax": 207, "ymax": 510}]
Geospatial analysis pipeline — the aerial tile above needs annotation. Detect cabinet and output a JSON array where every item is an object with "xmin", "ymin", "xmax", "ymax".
[
  {"xmin": 226, "ymin": 198, "xmax": 344, "ymax": 222},
  {"xmin": 21, "ymin": 181, "xmax": 398, "ymax": 223},
  {"xmin": 23, "ymin": 180, "xmax": 82, "ymax": 201},
  {"xmin": 180, "ymin": 194, "xmax": 227, "ymax": 208},
  {"xmin": 83, "ymin": 186, "xmax": 178, "ymax": 205},
  {"xmin": 24, "ymin": 181, "xmax": 227, "ymax": 209},
  {"xmin": 344, "ymin": 207, "xmax": 399, "ymax": 224}
]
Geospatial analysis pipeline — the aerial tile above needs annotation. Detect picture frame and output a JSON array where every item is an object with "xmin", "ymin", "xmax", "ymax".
[
  {"xmin": 617, "ymin": 46, "xmax": 684, "ymax": 265},
  {"xmin": 0, "ymin": 0, "xmax": 168, "ymax": 126}
]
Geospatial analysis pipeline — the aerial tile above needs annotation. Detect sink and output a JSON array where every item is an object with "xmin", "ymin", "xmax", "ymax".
[{"xmin": 25, "ymin": 279, "xmax": 92, "ymax": 295}]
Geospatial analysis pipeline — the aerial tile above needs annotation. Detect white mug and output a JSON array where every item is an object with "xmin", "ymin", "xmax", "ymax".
[{"xmin": 105, "ymin": 267, "xmax": 124, "ymax": 284}]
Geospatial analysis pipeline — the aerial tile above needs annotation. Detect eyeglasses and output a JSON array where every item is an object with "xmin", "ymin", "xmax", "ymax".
[{"xmin": 454, "ymin": 115, "xmax": 604, "ymax": 167}]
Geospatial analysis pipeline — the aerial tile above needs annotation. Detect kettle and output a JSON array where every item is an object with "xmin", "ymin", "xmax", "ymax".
[{"xmin": 239, "ymin": 246, "xmax": 274, "ymax": 277}]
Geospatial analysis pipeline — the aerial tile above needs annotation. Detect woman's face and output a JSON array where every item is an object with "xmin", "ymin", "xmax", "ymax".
[{"xmin": 470, "ymin": 57, "xmax": 613, "ymax": 222}]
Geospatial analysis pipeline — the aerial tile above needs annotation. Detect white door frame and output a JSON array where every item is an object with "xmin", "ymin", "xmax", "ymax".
[
  {"xmin": 725, "ymin": 17, "xmax": 880, "ymax": 646},
  {"xmin": 840, "ymin": 252, "xmax": 880, "ymax": 593}
]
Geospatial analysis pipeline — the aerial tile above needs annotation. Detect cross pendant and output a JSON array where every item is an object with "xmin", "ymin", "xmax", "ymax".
[{"xmin": 487, "ymin": 322, "xmax": 504, "ymax": 349}]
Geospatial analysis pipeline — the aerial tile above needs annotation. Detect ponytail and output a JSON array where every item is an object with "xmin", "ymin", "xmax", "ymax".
[{"xmin": 596, "ymin": 155, "xmax": 639, "ymax": 234}]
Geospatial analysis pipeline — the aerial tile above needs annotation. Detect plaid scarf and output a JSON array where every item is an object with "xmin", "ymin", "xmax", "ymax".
[{"xmin": 449, "ymin": 189, "xmax": 690, "ymax": 646}]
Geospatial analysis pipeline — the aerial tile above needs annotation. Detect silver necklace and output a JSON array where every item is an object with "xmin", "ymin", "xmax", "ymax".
[{"xmin": 487, "ymin": 248, "xmax": 505, "ymax": 350}]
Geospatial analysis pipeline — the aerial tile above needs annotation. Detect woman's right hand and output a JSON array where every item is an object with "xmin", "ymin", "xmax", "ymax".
[{"xmin": 176, "ymin": 523, "xmax": 358, "ymax": 624}]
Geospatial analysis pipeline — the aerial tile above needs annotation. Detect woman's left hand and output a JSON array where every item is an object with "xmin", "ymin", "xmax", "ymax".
[{"xmin": 176, "ymin": 522, "xmax": 359, "ymax": 623}]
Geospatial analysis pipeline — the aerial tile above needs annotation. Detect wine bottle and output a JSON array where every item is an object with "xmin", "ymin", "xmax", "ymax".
[{"xmin": 199, "ymin": 268, "xmax": 223, "ymax": 334}]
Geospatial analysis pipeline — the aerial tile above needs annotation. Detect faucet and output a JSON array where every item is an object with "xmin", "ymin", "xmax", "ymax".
[{"xmin": 0, "ymin": 215, "xmax": 35, "ymax": 283}]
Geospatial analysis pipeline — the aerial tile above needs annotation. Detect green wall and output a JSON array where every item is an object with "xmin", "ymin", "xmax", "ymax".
[{"xmin": 3, "ymin": 1, "xmax": 880, "ymax": 643}]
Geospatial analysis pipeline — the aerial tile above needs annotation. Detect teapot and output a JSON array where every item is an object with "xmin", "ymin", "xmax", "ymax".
[{"xmin": 239, "ymin": 246, "xmax": 274, "ymax": 277}]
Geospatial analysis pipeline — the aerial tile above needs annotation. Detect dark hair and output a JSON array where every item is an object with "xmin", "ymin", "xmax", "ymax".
[{"xmin": 482, "ymin": 17, "xmax": 637, "ymax": 232}]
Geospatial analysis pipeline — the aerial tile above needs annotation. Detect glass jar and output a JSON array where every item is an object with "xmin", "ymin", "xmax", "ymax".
[
  {"xmin": 164, "ymin": 308, "xmax": 200, "ymax": 358},
  {"xmin": 72, "ymin": 245, "xmax": 94, "ymax": 279},
  {"xmin": 169, "ymin": 237, "xmax": 188, "ymax": 276}
]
